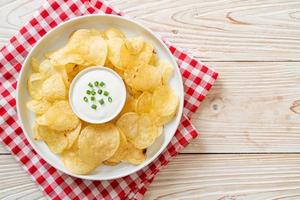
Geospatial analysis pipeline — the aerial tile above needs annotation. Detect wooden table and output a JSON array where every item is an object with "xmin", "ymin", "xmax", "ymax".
[{"xmin": 1, "ymin": 0, "xmax": 300, "ymax": 199}]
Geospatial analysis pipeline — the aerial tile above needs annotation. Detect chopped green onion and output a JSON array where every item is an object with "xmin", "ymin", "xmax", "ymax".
[
  {"xmin": 94, "ymin": 81, "xmax": 99, "ymax": 86},
  {"xmin": 98, "ymin": 89, "xmax": 102, "ymax": 95},
  {"xmin": 91, "ymin": 104, "xmax": 97, "ymax": 109},
  {"xmin": 86, "ymin": 90, "xmax": 91, "ymax": 95},
  {"xmin": 104, "ymin": 91, "xmax": 109, "ymax": 96},
  {"xmin": 83, "ymin": 96, "xmax": 88, "ymax": 102},
  {"xmin": 99, "ymin": 99, "xmax": 105, "ymax": 105},
  {"xmin": 91, "ymin": 96, "xmax": 95, "ymax": 101},
  {"xmin": 100, "ymin": 81, "xmax": 105, "ymax": 87},
  {"xmin": 88, "ymin": 82, "xmax": 93, "ymax": 87},
  {"xmin": 91, "ymin": 90, "xmax": 96, "ymax": 95},
  {"xmin": 108, "ymin": 97, "xmax": 112, "ymax": 103}
]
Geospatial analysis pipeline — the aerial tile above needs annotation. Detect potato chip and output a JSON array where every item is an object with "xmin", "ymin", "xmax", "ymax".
[
  {"xmin": 157, "ymin": 60, "xmax": 173, "ymax": 84},
  {"xmin": 26, "ymin": 99, "xmax": 51, "ymax": 115},
  {"xmin": 61, "ymin": 146, "xmax": 98, "ymax": 175},
  {"xmin": 130, "ymin": 65, "xmax": 162, "ymax": 91},
  {"xmin": 107, "ymin": 38, "xmax": 131, "ymax": 70},
  {"xmin": 49, "ymin": 49, "xmax": 85, "ymax": 66},
  {"xmin": 27, "ymin": 73, "xmax": 44, "ymax": 100},
  {"xmin": 39, "ymin": 59, "xmax": 55, "ymax": 77},
  {"xmin": 157, "ymin": 125, "xmax": 163, "ymax": 137},
  {"xmin": 41, "ymin": 74, "xmax": 66, "ymax": 101},
  {"xmin": 35, "ymin": 115, "xmax": 48, "ymax": 126},
  {"xmin": 116, "ymin": 112, "xmax": 139, "ymax": 141},
  {"xmin": 78, "ymin": 123, "xmax": 120, "ymax": 165},
  {"xmin": 104, "ymin": 28, "xmax": 125, "ymax": 39},
  {"xmin": 150, "ymin": 110, "xmax": 175, "ymax": 126},
  {"xmin": 41, "ymin": 101, "xmax": 79, "ymax": 131},
  {"xmin": 119, "ymin": 96, "xmax": 137, "ymax": 116},
  {"xmin": 66, "ymin": 121, "xmax": 81, "ymax": 149},
  {"xmin": 36, "ymin": 125, "xmax": 68, "ymax": 153},
  {"xmin": 152, "ymin": 85, "xmax": 178, "ymax": 117},
  {"xmin": 33, "ymin": 124, "xmax": 42, "ymax": 140},
  {"xmin": 30, "ymin": 57, "xmax": 40, "ymax": 72},
  {"xmin": 149, "ymin": 52, "xmax": 158, "ymax": 66},
  {"xmin": 121, "ymin": 142, "xmax": 146, "ymax": 165},
  {"xmin": 125, "ymin": 36, "xmax": 144, "ymax": 55},
  {"xmin": 128, "ymin": 42, "xmax": 153, "ymax": 68},
  {"xmin": 136, "ymin": 92, "xmax": 152, "ymax": 114},
  {"xmin": 103, "ymin": 160, "xmax": 120, "ymax": 166},
  {"xmin": 106, "ymin": 129, "xmax": 128, "ymax": 163},
  {"xmin": 132, "ymin": 113, "xmax": 157, "ymax": 149}
]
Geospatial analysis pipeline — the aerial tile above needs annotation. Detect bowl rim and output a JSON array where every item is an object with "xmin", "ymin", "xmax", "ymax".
[{"xmin": 16, "ymin": 13, "xmax": 184, "ymax": 180}]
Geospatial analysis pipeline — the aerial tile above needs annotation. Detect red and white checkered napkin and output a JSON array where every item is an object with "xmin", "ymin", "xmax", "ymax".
[{"xmin": 0, "ymin": 0, "xmax": 218, "ymax": 199}]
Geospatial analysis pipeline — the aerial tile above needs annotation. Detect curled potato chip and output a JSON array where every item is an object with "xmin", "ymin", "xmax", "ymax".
[
  {"xmin": 66, "ymin": 121, "xmax": 81, "ymax": 149},
  {"xmin": 61, "ymin": 146, "xmax": 98, "ymax": 175},
  {"xmin": 33, "ymin": 124, "xmax": 42, "ymax": 140},
  {"xmin": 30, "ymin": 57, "xmax": 40, "ymax": 72},
  {"xmin": 119, "ymin": 96, "xmax": 137, "ymax": 116},
  {"xmin": 128, "ymin": 42, "xmax": 153, "ymax": 68},
  {"xmin": 78, "ymin": 123, "xmax": 120, "ymax": 165},
  {"xmin": 130, "ymin": 65, "xmax": 162, "ymax": 91},
  {"xmin": 125, "ymin": 36, "xmax": 144, "ymax": 55},
  {"xmin": 107, "ymin": 129, "xmax": 128, "ymax": 163},
  {"xmin": 104, "ymin": 28, "xmax": 125, "ymax": 39},
  {"xmin": 39, "ymin": 59, "xmax": 54, "ymax": 77},
  {"xmin": 26, "ymin": 99, "xmax": 51, "ymax": 115},
  {"xmin": 107, "ymin": 38, "xmax": 131, "ymax": 70},
  {"xmin": 36, "ymin": 125, "xmax": 68, "ymax": 153},
  {"xmin": 149, "ymin": 52, "xmax": 158, "ymax": 66},
  {"xmin": 136, "ymin": 92, "xmax": 152, "ymax": 114},
  {"xmin": 116, "ymin": 112, "xmax": 139, "ymax": 141},
  {"xmin": 152, "ymin": 85, "xmax": 178, "ymax": 117},
  {"xmin": 41, "ymin": 101, "xmax": 79, "ymax": 131},
  {"xmin": 158, "ymin": 60, "xmax": 173, "ymax": 85},
  {"xmin": 132, "ymin": 113, "xmax": 157, "ymax": 149},
  {"xmin": 27, "ymin": 73, "xmax": 44, "ymax": 100},
  {"xmin": 150, "ymin": 110, "xmax": 175, "ymax": 126},
  {"xmin": 41, "ymin": 74, "xmax": 66, "ymax": 101},
  {"xmin": 121, "ymin": 142, "xmax": 146, "ymax": 165}
]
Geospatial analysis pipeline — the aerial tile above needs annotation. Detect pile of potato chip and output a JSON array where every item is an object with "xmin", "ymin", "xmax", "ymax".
[{"xmin": 26, "ymin": 28, "xmax": 179, "ymax": 174}]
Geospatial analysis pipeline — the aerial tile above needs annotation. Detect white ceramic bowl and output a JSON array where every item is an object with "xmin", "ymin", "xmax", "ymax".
[{"xmin": 17, "ymin": 14, "xmax": 184, "ymax": 180}]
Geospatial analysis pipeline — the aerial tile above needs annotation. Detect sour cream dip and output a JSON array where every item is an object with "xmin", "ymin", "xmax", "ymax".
[{"xmin": 69, "ymin": 66, "xmax": 126, "ymax": 124}]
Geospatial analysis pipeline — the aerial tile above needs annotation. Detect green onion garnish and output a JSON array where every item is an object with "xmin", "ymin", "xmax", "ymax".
[
  {"xmin": 99, "ymin": 99, "xmax": 104, "ymax": 105},
  {"xmin": 108, "ymin": 97, "xmax": 112, "ymax": 103},
  {"xmin": 104, "ymin": 91, "xmax": 109, "ymax": 96},
  {"xmin": 83, "ymin": 96, "xmax": 88, "ymax": 102},
  {"xmin": 91, "ymin": 104, "xmax": 97, "ymax": 109},
  {"xmin": 100, "ymin": 81, "xmax": 105, "ymax": 87},
  {"xmin": 88, "ymin": 82, "xmax": 93, "ymax": 87},
  {"xmin": 86, "ymin": 90, "xmax": 91, "ymax": 95},
  {"xmin": 94, "ymin": 81, "xmax": 99, "ymax": 86},
  {"xmin": 98, "ymin": 89, "xmax": 102, "ymax": 95},
  {"xmin": 91, "ymin": 90, "xmax": 96, "ymax": 95},
  {"xmin": 91, "ymin": 96, "xmax": 95, "ymax": 101}
]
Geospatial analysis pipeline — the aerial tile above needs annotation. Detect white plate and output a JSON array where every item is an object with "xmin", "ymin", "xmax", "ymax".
[{"xmin": 17, "ymin": 14, "xmax": 184, "ymax": 180}]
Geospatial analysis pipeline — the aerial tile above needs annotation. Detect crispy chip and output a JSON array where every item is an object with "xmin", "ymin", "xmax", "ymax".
[
  {"xmin": 66, "ymin": 121, "xmax": 82, "ymax": 149},
  {"xmin": 116, "ymin": 112, "xmax": 139, "ymax": 141},
  {"xmin": 103, "ymin": 160, "xmax": 120, "ymax": 166},
  {"xmin": 149, "ymin": 52, "xmax": 158, "ymax": 66},
  {"xmin": 152, "ymin": 85, "xmax": 178, "ymax": 117},
  {"xmin": 33, "ymin": 124, "xmax": 42, "ymax": 140},
  {"xmin": 150, "ymin": 110, "xmax": 175, "ymax": 126},
  {"xmin": 128, "ymin": 42, "xmax": 153, "ymax": 68},
  {"xmin": 26, "ymin": 99, "xmax": 51, "ymax": 115},
  {"xmin": 158, "ymin": 60, "xmax": 173, "ymax": 84},
  {"xmin": 130, "ymin": 65, "xmax": 162, "ymax": 91},
  {"xmin": 121, "ymin": 142, "xmax": 146, "ymax": 165},
  {"xmin": 104, "ymin": 28, "xmax": 125, "ymax": 39},
  {"xmin": 125, "ymin": 36, "xmax": 144, "ymax": 55},
  {"xmin": 41, "ymin": 101, "xmax": 79, "ymax": 131},
  {"xmin": 27, "ymin": 73, "xmax": 44, "ymax": 100},
  {"xmin": 136, "ymin": 92, "xmax": 152, "ymax": 114},
  {"xmin": 132, "ymin": 113, "xmax": 157, "ymax": 149},
  {"xmin": 107, "ymin": 38, "xmax": 131, "ymax": 70},
  {"xmin": 61, "ymin": 145, "xmax": 98, "ymax": 175},
  {"xmin": 78, "ymin": 123, "xmax": 120, "ymax": 165},
  {"xmin": 106, "ymin": 129, "xmax": 128, "ymax": 163},
  {"xmin": 119, "ymin": 96, "xmax": 137, "ymax": 116},
  {"xmin": 36, "ymin": 125, "xmax": 68, "ymax": 153},
  {"xmin": 30, "ymin": 57, "xmax": 40, "ymax": 72},
  {"xmin": 41, "ymin": 74, "xmax": 66, "ymax": 101}
]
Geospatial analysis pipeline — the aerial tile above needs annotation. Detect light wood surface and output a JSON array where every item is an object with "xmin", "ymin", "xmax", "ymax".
[{"xmin": 0, "ymin": 0, "xmax": 300, "ymax": 199}]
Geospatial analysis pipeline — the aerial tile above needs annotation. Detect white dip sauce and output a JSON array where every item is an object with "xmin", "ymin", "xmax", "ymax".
[{"xmin": 69, "ymin": 66, "xmax": 126, "ymax": 124}]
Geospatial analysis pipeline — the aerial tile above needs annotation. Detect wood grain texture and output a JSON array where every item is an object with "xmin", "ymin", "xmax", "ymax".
[
  {"xmin": 1, "ymin": 154, "xmax": 300, "ymax": 200},
  {"xmin": 108, "ymin": 0, "xmax": 300, "ymax": 61}
]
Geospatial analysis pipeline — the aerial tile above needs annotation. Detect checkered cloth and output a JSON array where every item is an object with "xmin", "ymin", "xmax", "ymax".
[{"xmin": 0, "ymin": 0, "xmax": 218, "ymax": 199}]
